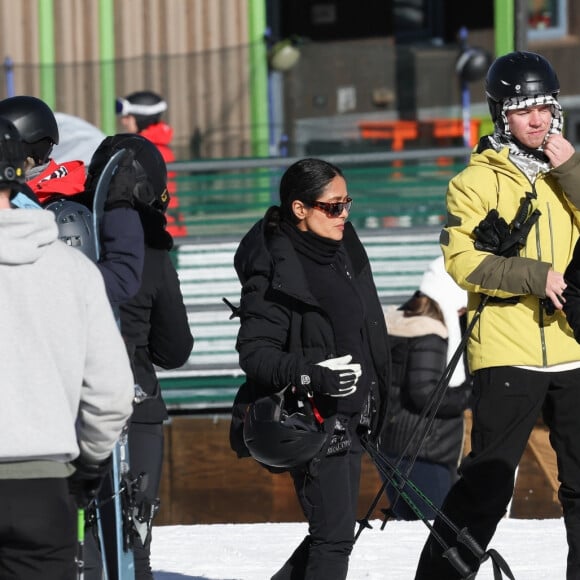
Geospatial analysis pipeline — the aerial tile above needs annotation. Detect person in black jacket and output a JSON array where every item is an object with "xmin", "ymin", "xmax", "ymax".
[
  {"xmin": 84, "ymin": 134, "xmax": 194, "ymax": 580},
  {"xmin": 564, "ymin": 241, "xmax": 580, "ymax": 341},
  {"xmin": 234, "ymin": 158, "xmax": 391, "ymax": 580},
  {"xmin": 381, "ymin": 256, "xmax": 471, "ymax": 520}
]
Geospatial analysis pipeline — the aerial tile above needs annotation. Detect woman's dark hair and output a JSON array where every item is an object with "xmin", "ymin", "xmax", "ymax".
[
  {"xmin": 279, "ymin": 158, "xmax": 344, "ymax": 223},
  {"xmin": 402, "ymin": 291, "xmax": 445, "ymax": 325}
]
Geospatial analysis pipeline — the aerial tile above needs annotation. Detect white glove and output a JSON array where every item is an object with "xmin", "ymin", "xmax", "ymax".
[{"xmin": 315, "ymin": 354, "xmax": 362, "ymax": 397}]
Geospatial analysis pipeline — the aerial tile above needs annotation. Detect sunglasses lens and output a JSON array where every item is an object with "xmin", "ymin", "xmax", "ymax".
[
  {"xmin": 330, "ymin": 199, "xmax": 352, "ymax": 217},
  {"xmin": 329, "ymin": 204, "xmax": 342, "ymax": 217},
  {"xmin": 310, "ymin": 198, "xmax": 352, "ymax": 217}
]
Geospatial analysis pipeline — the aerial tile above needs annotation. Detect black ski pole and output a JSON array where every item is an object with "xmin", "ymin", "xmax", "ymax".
[
  {"xmin": 356, "ymin": 295, "xmax": 488, "ymax": 540},
  {"xmin": 391, "ymin": 296, "xmax": 489, "ymax": 508},
  {"xmin": 363, "ymin": 439, "xmax": 475, "ymax": 579},
  {"xmin": 363, "ymin": 438, "xmax": 515, "ymax": 580}
]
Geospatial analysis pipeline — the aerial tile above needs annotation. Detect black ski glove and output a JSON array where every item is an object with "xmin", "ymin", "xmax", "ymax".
[
  {"xmin": 473, "ymin": 209, "xmax": 511, "ymax": 254},
  {"xmin": 473, "ymin": 194, "xmax": 541, "ymax": 259},
  {"xmin": 68, "ymin": 454, "xmax": 112, "ymax": 508},
  {"xmin": 296, "ymin": 355, "xmax": 362, "ymax": 398},
  {"xmin": 104, "ymin": 150, "xmax": 136, "ymax": 210}
]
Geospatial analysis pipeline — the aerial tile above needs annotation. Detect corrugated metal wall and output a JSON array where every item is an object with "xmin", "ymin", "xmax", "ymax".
[
  {"xmin": 0, "ymin": 0, "xmax": 252, "ymax": 158},
  {"xmin": 4, "ymin": 3, "xmax": 580, "ymax": 161}
]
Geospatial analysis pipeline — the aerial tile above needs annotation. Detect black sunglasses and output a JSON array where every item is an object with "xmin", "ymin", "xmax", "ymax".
[{"xmin": 307, "ymin": 197, "xmax": 353, "ymax": 218}]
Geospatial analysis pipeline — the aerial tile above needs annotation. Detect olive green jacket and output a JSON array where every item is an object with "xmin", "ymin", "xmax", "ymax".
[{"xmin": 441, "ymin": 145, "xmax": 580, "ymax": 371}]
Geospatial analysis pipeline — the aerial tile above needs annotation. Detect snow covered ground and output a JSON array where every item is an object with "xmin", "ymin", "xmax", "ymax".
[{"xmin": 151, "ymin": 518, "xmax": 566, "ymax": 579}]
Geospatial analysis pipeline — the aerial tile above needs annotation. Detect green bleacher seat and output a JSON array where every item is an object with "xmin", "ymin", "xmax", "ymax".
[{"xmin": 160, "ymin": 227, "xmax": 442, "ymax": 411}]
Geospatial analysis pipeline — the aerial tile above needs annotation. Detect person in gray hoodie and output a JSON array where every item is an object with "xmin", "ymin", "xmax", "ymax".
[{"xmin": 0, "ymin": 117, "xmax": 134, "ymax": 579}]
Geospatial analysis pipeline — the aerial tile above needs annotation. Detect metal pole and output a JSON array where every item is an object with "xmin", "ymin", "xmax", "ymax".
[
  {"xmin": 494, "ymin": 0, "xmax": 515, "ymax": 56},
  {"xmin": 38, "ymin": 0, "xmax": 56, "ymax": 109},
  {"xmin": 459, "ymin": 27, "xmax": 471, "ymax": 148},
  {"xmin": 514, "ymin": 0, "xmax": 528, "ymax": 51},
  {"xmin": 98, "ymin": 0, "xmax": 116, "ymax": 136},
  {"xmin": 265, "ymin": 28, "xmax": 277, "ymax": 157},
  {"xmin": 4, "ymin": 57, "xmax": 14, "ymax": 97},
  {"xmin": 248, "ymin": 0, "xmax": 269, "ymax": 158}
]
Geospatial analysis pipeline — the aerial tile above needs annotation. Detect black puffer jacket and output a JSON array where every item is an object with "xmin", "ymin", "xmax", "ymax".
[
  {"xmin": 119, "ymin": 207, "xmax": 194, "ymax": 423},
  {"xmin": 234, "ymin": 209, "xmax": 391, "ymax": 439},
  {"xmin": 381, "ymin": 307, "xmax": 471, "ymax": 468},
  {"xmin": 564, "ymin": 238, "xmax": 580, "ymax": 343},
  {"xmin": 97, "ymin": 207, "xmax": 144, "ymax": 307}
]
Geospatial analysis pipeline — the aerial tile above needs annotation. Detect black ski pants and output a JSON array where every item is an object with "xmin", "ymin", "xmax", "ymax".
[
  {"xmin": 414, "ymin": 366, "xmax": 580, "ymax": 580},
  {"xmin": 0, "ymin": 478, "xmax": 77, "ymax": 580},
  {"xmin": 128, "ymin": 421, "xmax": 164, "ymax": 580},
  {"xmin": 271, "ymin": 414, "xmax": 363, "ymax": 580}
]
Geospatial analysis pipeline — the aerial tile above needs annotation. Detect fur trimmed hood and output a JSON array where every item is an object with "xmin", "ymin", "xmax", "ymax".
[{"xmin": 385, "ymin": 306, "xmax": 447, "ymax": 340}]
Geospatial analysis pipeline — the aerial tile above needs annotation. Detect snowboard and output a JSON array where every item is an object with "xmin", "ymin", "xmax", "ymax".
[
  {"xmin": 92, "ymin": 148, "xmax": 127, "ymax": 251},
  {"xmin": 92, "ymin": 148, "xmax": 136, "ymax": 580}
]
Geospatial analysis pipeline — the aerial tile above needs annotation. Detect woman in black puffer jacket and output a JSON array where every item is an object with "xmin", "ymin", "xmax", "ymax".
[
  {"xmin": 234, "ymin": 158, "xmax": 391, "ymax": 580},
  {"xmin": 381, "ymin": 257, "xmax": 471, "ymax": 520}
]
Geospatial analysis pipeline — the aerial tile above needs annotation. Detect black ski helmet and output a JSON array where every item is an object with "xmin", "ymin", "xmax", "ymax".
[
  {"xmin": 485, "ymin": 51, "xmax": 560, "ymax": 123},
  {"xmin": 115, "ymin": 91, "xmax": 167, "ymax": 132},
  {"xmin": 0, "ymin": 96, "xmax": 59, "ymax": 165},
  {"xmin": 0, "ymin": 116, "xmax": 26, "ymax": 187},
  {"xmin": 45, "ymin": 198, "xmax": 98, "ymax": 262},
  {"xmin": 86, "ymin": 133, "xmax": 169, "ymax": 212},
  {"xmin": 456, "ymin": 47, "xmax": 492, "ymax": 83},
  {"xmin": 243, "ymin": 393, "xmax": 329, "ymax": 469}
]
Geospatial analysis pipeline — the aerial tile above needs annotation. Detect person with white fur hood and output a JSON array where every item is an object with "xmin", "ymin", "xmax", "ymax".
[{"xmin": 380, "ymin": 256, "xmax": 471, "ymax": 520}]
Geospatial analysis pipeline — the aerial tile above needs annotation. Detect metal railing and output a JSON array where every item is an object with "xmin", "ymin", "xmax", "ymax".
[
  {"xmin": 166, "ymin": 146, "xmax": 470, "ymax": 239},
  {"xmin": 160, "ymin": 146, "xmax": 468, "ymax": 410}
]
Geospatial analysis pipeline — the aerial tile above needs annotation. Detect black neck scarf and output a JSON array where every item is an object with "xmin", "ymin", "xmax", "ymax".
[{"xmin": 280, "ymin": 219, "xmax": 341, "ymax": 265}]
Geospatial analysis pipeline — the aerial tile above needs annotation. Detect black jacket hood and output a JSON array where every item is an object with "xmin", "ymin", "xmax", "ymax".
[{"xmin": 234, "ymin": 209, "xmax": 319, "ymax": 307}]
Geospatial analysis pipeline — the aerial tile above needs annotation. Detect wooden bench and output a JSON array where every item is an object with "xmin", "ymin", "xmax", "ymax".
[{"xmin": 159, "ymin": 228, "xmax": 442, "ymax": 410}]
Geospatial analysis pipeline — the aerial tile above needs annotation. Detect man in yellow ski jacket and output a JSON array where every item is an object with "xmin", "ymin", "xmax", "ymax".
[{"xmin": 415, "ymin": 51, "xmax": 580, "ymax": 580}]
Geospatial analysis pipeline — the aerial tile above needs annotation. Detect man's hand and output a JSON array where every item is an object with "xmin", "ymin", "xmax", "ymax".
[
  {"xmin": 544, "ymin": 134, "xmax": 575, "ymax": 168},
  {"xmin": 545, "ymin": 268, "xmax": 567, "ymax": 311}
]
